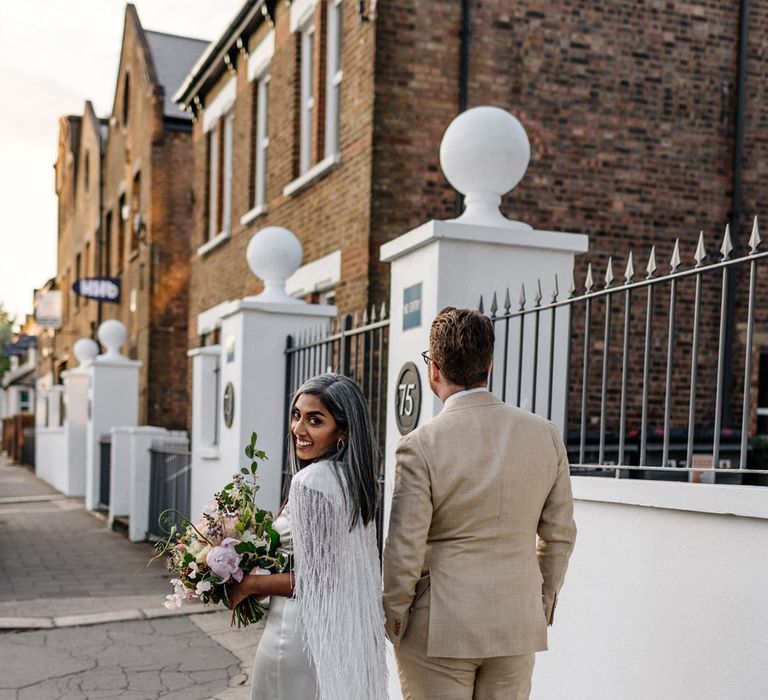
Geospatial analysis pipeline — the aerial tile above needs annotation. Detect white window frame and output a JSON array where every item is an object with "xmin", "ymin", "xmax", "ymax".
[
  {"xmin": 299, "ymin": 18, "xmax": 316, "ymax": 175},
  {"xmin": 221, "ymin": 110, "xmax": 234, "ymax": 236},
  {"xmin": 255, "ymin": 74, "xmax": 270, "ymax": 211},
  {"xmin": 324, "ymin": 0, "xmax": 343, "ymax": 159},
  {"xmin": 207, "ymin": 126, "xmax": 220, "ymax": 241},
  {"xmin": 18, "ymin": 389, "xmax": 32, "ymax": 413}
]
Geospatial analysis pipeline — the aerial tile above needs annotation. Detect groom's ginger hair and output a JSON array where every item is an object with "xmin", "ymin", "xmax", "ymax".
[{"xmin": 429, "ymin": 307, "xmax": 494, "ymax": 388}]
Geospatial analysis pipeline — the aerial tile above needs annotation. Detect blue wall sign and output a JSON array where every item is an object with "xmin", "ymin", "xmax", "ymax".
[
  {"xmin": 403, "ymin": 282, "xmax": 423, "ymax": 331},
  {"xmin": 72, "ymin": 277, "xmax": 121, "ymax": 303}
]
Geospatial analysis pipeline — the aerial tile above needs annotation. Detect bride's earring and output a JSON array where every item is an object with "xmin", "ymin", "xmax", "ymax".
[{"xmin": 337, "ymin": 436, "xmax": 346, "ymax": 452}]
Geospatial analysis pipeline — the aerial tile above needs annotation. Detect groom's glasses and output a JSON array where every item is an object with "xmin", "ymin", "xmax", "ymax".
[{"xmin": 421, "ymin": 350, "xmax": 436, "ymax": 368}]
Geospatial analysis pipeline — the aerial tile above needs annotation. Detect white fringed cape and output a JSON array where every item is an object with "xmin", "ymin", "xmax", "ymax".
[{"xmin": 289, "ymin": 459, "xmax": 388, "ymax": 700}]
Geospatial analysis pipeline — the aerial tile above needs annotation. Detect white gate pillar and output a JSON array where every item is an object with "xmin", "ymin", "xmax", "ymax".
[
  {"xmin": 381, "ymin": 107, "xmax": 589, "ymax": 535},
  {"xmin": 189, "ymin": 227, "xmax": 336, "ymax": 519},
  {"xmin": 85, "ymin": 321, "xmax": 141, "ymax": 511}
]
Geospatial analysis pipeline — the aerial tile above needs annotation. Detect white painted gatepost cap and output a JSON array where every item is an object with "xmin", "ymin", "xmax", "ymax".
[
  {"xmin": 73, "ymin": 338, "xmax": 99, "ymax": 367},
  {"xmin": 247, "ymin": 226, "xmax": 303, "ymax": 303},
  {"xmin": 440, "ymin": 106, "xmax": 533, "ymax": 230},
  {"xmin": 97, "ymin": 319, "xmax": 128, "ymax": 360}
]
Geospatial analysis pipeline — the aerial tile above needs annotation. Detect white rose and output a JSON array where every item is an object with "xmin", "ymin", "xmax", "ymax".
[{"xmin": 195, "ymin": 544, "xmax": 212, "ymax": 565}]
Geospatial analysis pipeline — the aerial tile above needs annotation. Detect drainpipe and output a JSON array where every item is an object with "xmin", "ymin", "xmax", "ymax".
[
  {"xmin": 455, "ymin": 0, "xmax": 472, "ymax": 216},
  {"xmin": 722, "ymin": 0, "xmax": 749, "ymax": 426},
  {"xmin": 96, "ymin": 134, "xmax": 105, "ymax": 333}
]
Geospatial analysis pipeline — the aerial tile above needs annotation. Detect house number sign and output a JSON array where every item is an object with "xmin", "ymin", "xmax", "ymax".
[
  {"xmin": 223, "ymin": 382, "xmax": 235, "ymax": 428},
  {"xmin": 395, "ymin": 362, "xmax": 421, "ymax": 435}
]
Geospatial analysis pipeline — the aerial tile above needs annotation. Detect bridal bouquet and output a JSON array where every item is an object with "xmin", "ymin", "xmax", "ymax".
[{"xmin": 154, "ymin": 433, "xmax": 290, "ymax": 627}]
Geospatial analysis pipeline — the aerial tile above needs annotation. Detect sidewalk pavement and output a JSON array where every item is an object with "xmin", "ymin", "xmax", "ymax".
[{"xmin": 0, "ymin": 456, "xmax": 264, "ymax": 699}]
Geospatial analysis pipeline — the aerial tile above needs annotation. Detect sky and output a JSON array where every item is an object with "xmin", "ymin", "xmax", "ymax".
[{"xmin": 0, "ymin": 0, "xmax": 244, "ymax": 329}]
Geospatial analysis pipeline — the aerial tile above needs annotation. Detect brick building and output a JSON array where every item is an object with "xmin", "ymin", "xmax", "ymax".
[
  {"xmin": 174, "ymin": 0, "xmax": 767, "ymax": 445},
  {"xmin": 50, "ymin": 103, "xmax": 105, "ymax": 385},
  {"xmin": 50, "ymin": 4, "xmax": 209, "ymax": 430}
]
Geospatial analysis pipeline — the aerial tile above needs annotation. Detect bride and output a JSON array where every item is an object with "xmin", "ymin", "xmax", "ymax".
[{"xmin": 228, "ymin": 373, "xmax": 389, "ymax": 700}]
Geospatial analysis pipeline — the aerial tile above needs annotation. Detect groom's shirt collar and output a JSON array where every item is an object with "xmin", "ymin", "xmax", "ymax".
[{"xmin": 443, "ymin": 386, "xmax": 489, "ymax": 406}]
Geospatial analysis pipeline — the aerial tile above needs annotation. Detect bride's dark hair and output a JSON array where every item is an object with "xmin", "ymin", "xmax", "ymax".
[{"xmin": 286, "ymin": 373, "xmax": 380, "ymax": 529}]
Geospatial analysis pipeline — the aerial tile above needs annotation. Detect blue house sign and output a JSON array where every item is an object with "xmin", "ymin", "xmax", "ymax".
[
  {"xmin": 403, "ymin": 282, "xmax": 422, "ymax": 331},
  {"xmin": 72, "ymin": 277, "xmax": 121, "ymax": 304}
]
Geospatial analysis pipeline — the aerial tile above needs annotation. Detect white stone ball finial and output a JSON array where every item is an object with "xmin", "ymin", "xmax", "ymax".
[
  {"xmin": 440, "ymin": 106, "xmax": 532, "ymax": 230},
  {"xmin": 97, "ymin": 320, "xmax": 128, "ymax": 361},
  {"xmin": 246, "ymin": 226, "xmax": 303, "ymax": 303},
  {"xmin": 73, "ymin": 338, "xmax": 99, "ymax": 367}
]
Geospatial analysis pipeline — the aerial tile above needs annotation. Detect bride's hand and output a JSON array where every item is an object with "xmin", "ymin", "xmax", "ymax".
[{"xmin": 227, "ymin": 575, "xmax": 266, "ymax": 609}]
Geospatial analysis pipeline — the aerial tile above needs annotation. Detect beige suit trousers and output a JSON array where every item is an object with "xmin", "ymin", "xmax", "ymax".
[{"xmin": 396, "ymin": 594, "xmax": 535, "ymax": 700}]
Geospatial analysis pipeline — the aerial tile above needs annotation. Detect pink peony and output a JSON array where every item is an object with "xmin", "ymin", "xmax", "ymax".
[{"xmin": 206, "ymin": 537, "xmax": 243, "ymax": 583}]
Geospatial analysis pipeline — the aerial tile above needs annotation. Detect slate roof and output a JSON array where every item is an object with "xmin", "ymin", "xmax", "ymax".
[{"xmin": 145, "ymin": 30, "xmax": 210, "ymax": 120}]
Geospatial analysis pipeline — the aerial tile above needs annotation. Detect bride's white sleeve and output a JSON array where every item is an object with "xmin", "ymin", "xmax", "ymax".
[{"xmin": 289, "ymin": 465, "xmax": 388, "ymax": 700}]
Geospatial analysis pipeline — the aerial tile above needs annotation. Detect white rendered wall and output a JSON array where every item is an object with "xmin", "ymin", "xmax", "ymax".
[
  {"xmin": 34, "ymin": 428, "xmax": 66, "ymax": 490},
  {"xmin": 85, "ymin": 361, "xmax": 140, "ymax": 511},
  {"xmin": 189, "ymin": 301, "xmax": 335, "ymax": 520},
  {"xmin": 108, "ymin": 427, "xmax": 133, "ymax": 524},
  {"xmin": 532, "ymin": 481, "xmax": 768, "ymax": 700},
  {"xmin": 380, "ymin": 219, "xmax": 587, "ymax": 533},
  {"xmin": 61, "ymin": 370, "xmax": 89, "ymax": 496}
]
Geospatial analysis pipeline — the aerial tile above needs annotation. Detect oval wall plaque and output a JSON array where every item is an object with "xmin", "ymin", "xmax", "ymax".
[
  {"xmin": 394, "ymin": 362, "xmax": 421, "ymax": 435},
  {"xmin": 223, "ymin": 382, "xmax": 235, "ymax": 428}
]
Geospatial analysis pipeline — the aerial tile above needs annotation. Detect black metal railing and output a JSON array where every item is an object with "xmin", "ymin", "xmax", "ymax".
[
  {"xmin": 148, "ymin": 444, "xmax": 192, "ymax": 541},
  {"xmin": 284, "ymin": 305, "xmax": 390, "ymax": 547},
  {"xmin": 98, "ymin": 435, "xmax": 111, "ymax": 508},
  {"xmin": 481, "ymin": 217, "xmax": 768, "ymax": 485}
]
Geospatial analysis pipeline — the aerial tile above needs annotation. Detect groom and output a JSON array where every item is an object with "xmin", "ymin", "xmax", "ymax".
[{"xmin": 383, "ymin": 307, "xmax": 577, "ymax": 700}]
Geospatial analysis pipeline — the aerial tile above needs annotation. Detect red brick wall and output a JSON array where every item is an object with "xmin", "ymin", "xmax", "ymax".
[
  {"xmin": 100, "ymin": 10, "xmax": 193, "ymax": 430},
  {"xmin": 187, "ymin": 0, "xmax": 377, "ymax": 356}
]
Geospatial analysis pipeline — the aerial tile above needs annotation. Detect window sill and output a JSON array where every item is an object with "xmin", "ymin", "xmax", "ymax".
[
  {"xmin": 240, "ymin": 204, "xmax": 268, "ymax": 227},
  {"xmin": 283, "ymin": 153, "xmax": 340, "ymax": 198},
  {"xmin": 197, "ymin": 231, "xmax": 231, "ymax": 258}
]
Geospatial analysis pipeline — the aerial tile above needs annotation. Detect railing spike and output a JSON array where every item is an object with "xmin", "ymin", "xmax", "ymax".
[
  {"xmin": 490, "ymin": 291, "xmax": 498, "ymax": 318},
  {"xmin": 646, "ymin": 245, "xmax": 657, "ymax": 278},
  {"xmin": 670, "ymin": 238, "xmax": 681, "ymax": 272},
  {"xmin": 720, "ymin": 223, "xmax": 733, "ymax": 260},
  {"xmin": 694, "ymin": 231, "xmax": 706, "ymax": 267},
  {"xmin": 748, "ymin": 214, "xmax": 761, "ymax": 253},
  {"xmin": 380, "ymin": 301, "xmax": 387, "ymax": 319},
  {"xmin": 551, "ymin": 274, "xmax": 559, "ymax": 302},
  {"xmin": 478, "ymin": 294, "xmax": 485, "ymax": 314},
  {"xmin": 504, "ymin": 287, "xmax": 512, "ymax": 313},
  {"xmin": 518, "ymin": 283, "xmax": 527, "ymax": 310},
  {"xmin": 534, "ymin": 279, "xmax": 543, "ymax": 306},
  {"xmin": 624, "ymin": 251, "xmax": 635, "ymax": 283},
  {"xmin": 362, "ymin": 306, "xmax": 369, "ymax": 325},
  {"xmin": 605, "ymin": 257, "xmax": 614, "ymax": 288},
  {"xmin": 353, "ymin": 311, "xmax": 360, "ymax": 328},
  {"xmin": 568, "ymin": 271, "xmax": 576, "ymax": 298},
  {"xmin": 585, "ymin": 263, "xmax": 594, "ymax": 293},
  {"xmin": 370, "ymin": 304, "xmax": 378, "ymax": 322}
]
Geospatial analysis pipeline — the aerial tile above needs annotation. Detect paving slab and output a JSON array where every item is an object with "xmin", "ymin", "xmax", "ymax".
[
  {"xmin": 0, "ymin": 617, "xmax": 245, "ymax": 699},
  {"xmin": 0, "ymin": 456, "xmax": 264, "ymax": 698}
]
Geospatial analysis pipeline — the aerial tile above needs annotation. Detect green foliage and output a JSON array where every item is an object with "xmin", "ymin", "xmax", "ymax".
[
  {"xmin": 0, "ymin": 302, "xmax": 15, "ymax": 380},
  {"xmin": 153, "ymin": 432, "xmax": 290, "ymax": 628}
]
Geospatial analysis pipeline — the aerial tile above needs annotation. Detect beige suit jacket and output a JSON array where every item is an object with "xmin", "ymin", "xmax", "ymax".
[{"xmin": 383, "ymin": 391, "xmax": 576, "ymax": 659}]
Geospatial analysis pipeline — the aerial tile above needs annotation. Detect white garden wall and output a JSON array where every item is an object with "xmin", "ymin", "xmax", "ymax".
[{"xmin": 532, "ymin": 478, "xmax": 768, "ymax": 700}]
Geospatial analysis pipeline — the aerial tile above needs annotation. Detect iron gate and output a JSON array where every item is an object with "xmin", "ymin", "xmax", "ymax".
[
  {"xmin": 98, "ymin": 435, "xmax": 111, "ymax": 508},
  {"xmin": 148, "ymin": 444, "xmax": 192, "ymax": 541},
  {"xmin": 284, "ymin": 307, "xmax": 390, "ymax": 546},
  {"xmin": 480, "ymin": 220, "xmax": 768, "ymax": 485}
]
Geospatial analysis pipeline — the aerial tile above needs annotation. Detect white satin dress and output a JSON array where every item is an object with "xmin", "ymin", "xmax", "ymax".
[
  {"xmin": 250, "ymin": 503, "xmax": 319, "ymax": 699},
  {"xmin": 249, "ymin": 460, "xmax": 388, "ymax": 700}
]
